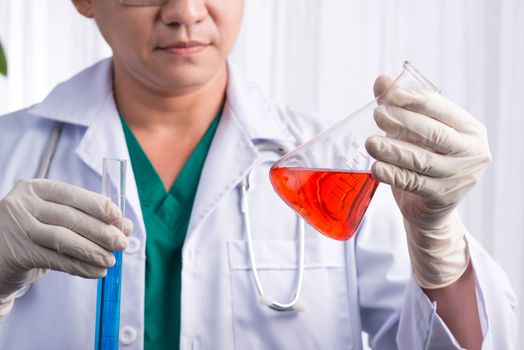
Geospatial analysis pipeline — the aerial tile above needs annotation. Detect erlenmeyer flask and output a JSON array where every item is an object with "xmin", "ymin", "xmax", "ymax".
[{"xmin": 270, "ymin": 61, "xmax": 440, "ymax": 241}]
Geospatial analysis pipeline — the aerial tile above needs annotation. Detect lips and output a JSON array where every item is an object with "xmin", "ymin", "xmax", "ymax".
[{"xmin": 157, "ymin": 41, "xmax": 208, "ymax": 56}]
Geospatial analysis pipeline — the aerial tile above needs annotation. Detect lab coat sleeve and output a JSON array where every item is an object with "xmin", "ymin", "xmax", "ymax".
[{"xmin": 356, "ymin": 186, "xmax": 517, "ymax": 349}]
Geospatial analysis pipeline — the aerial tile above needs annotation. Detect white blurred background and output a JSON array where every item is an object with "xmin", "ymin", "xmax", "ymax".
[{"xmin": 1, "ymin": 0, "xmax": 523, "ymax": 347}]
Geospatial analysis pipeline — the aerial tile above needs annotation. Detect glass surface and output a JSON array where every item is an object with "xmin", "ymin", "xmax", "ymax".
[{"xmin": 95, "ymin": 158, "xmax": 127, "ymax": 350}]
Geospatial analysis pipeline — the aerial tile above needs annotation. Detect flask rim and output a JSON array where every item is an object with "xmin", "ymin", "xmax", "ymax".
[{"xmin": 403, "ymin": 60, "xmax": 441, "ymax": 93}]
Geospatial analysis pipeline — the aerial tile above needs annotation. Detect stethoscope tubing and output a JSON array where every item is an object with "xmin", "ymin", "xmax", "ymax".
[{"xmin": 242, "ymin": 139, "xmax": 306, "ymax": 312}]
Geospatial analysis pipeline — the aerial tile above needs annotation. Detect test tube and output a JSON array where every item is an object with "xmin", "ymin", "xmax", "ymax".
[{"xmin": 95, "ymin": 158, "xmax": 127, "ymax": 350}]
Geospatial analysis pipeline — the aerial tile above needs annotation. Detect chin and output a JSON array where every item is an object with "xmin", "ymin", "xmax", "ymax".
[
  {"xmin": 156, "ymin": 72, "xmax": 212, "ymax": 91},
  {"xmin": 157, "ymin": 64, "xmax": 223, "ymax": 91}
]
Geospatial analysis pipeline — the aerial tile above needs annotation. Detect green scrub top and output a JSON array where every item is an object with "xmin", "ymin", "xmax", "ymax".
[{"xmin": 120, "ymin": 112, "xmax": 221, "ymax": 349}]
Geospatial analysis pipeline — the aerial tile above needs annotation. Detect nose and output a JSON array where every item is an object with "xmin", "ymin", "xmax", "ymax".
[{"xmin": 160, "ymin": 0, "xmax": 208, "ymax": 27}]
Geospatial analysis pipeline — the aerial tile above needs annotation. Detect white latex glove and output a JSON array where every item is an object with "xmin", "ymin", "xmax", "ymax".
[
  {"xmin": 0, "ymin": 179, "xmax": 133, "ymax": 321},
  {"xmin": 365, "ymin": 76, "xmax": 491, "ymax": 289}
]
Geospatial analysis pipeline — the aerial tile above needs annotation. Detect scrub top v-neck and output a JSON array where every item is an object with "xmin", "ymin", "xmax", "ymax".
[{"xmin": 120, "ymin": 112, "xmax": 221, "ymax": 349}]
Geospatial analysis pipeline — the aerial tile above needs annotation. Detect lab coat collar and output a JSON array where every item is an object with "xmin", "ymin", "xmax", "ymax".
[
  {"xmin": 27, "ymin": 58, "xmax": 296, "ymax": 143},
  {"xmin": 224, "ymin": 61, "xmax": 295, "ymax": 143},
  {"xmin": 28, "ymin": 58, "xmax": 113, "ymax": 128}
]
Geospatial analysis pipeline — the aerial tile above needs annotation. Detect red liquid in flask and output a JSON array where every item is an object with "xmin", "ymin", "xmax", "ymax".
[{"xmin": 270, "ymin": 167, "xmax": 379, "ymax": 240}]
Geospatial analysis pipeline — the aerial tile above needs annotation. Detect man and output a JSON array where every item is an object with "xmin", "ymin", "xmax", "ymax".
[{"xmin": 0, "ymin": 0, "xmax": 516, "ymax": 349}]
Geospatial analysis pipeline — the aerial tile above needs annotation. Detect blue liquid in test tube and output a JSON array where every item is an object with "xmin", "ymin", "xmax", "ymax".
[{"xmin": 95, "ymin": 158, "xmax": 127, "ymax": 350}]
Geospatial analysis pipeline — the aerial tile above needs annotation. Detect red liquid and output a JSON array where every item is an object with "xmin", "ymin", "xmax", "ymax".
[{"xmin": 270, "ymin": 167, "xmax": 379, "ymax": 240}]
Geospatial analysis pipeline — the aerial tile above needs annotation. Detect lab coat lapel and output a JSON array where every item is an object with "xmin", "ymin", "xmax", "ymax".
[
  {"xmin": 27, "ymin": 58, "xmax": 145, "ymax": 240},
  {"xmin": 185, "ymin": 103, "xmax": 258, "ymax": 242},
  {"xmin": 185, "ymin": 62, "xmax": 295, "ymax": 244},
  {"xmin": 74, "ymin": 93, "xmax": 145, "ymax": 240}
]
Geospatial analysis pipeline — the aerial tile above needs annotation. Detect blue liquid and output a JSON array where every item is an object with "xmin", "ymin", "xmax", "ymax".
[{"xmin": 95, "ymin": 251, "xmax": 123, "ymax": 350}]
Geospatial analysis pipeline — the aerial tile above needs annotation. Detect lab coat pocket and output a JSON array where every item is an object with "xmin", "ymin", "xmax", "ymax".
[{"xmin": 227, "ymin": 238, "xmax": 355, "ymax": 350}]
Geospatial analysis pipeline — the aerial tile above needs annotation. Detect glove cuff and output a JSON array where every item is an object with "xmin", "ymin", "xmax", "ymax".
[
  {"xmin": 0, "ymin": 292, "xmax": 16, "ymax": 323},
  {"xmin": 405, "ymin": 210, "xmax": 470, "ymax": 289}
]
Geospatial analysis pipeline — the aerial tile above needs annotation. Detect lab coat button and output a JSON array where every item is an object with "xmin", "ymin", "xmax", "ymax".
[
  {"xmin": 125, "ymin": 237, "xmax": 141, "ymax": 254},
  {"xmin": 119, "ymin": 326, "xmax": 137, "ymax": 345}
]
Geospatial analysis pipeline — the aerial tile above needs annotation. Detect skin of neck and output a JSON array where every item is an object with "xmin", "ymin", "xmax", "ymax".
[{"xmin": 112, "ymin": 58, "xmax": 228, "ymax": 134}]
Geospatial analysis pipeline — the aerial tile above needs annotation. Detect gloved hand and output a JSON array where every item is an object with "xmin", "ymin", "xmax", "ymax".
[
  {"xmin": 365, "ymin": 76, "xmax": 491, "ymax": 289},
  {"xmin": 0, "ymin": 179, "xmax": 133, "ymax": 321}
]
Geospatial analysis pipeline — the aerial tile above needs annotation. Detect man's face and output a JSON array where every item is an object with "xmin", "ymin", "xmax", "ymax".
[{"xmin": 74, "ymin": 0, "xmax": 244, "ymax": 93}]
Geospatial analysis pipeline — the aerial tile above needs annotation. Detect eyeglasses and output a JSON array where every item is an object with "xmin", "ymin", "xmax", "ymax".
[{"xmin": 118, "ymin": 0, "xmax": 168, "ymax": 6}]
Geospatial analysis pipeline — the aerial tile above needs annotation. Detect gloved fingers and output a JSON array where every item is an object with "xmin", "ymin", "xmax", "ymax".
[
  {"xmin": 29, "ymin": 179, "xmax": 122, "ymax": 224},
  {"xmin": 28, "ymin": 246, "xmax": 108, "ymax": 278},
  {"xmin": 27, "ymin": 220, "xmax": 118, "ymax": 268},
  {"xmin": 33, "ymin": 201, "xmax": 130, "ymax": 251},
  {"xmin": 371, "ymin": 160, "xmax": 447, "ymax": 200},
  {"xmin": 373, "ymin": 75, "xmax": 395, "ymax": 99},
  {"xmin": 366, "ymin": 136, "xmax": 461, "ymax": 178},
  {"xmin": 373, "ymin": 104, "xmax": 467, "ymax": 154},
  {"xmin": 115, "ymin": 217, "xmax": 134, "ymax": 237},
  {"xmin": 385, "ymin": 88, "xmax": 481, "ymax": 134}
]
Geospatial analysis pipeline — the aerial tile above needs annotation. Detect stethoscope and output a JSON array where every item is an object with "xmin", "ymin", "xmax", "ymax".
[
  {"xmin": 240, "ymin": 140, "xmax": 306, "ymax": 312},
  {"xmin": 38, "ymin": 123, "xmax": 306, "ymax": 313}
]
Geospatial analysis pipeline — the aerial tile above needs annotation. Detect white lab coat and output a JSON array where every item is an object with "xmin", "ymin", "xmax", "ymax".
[{"xmin": 0, "ymin": 58, "xmax": 517, "ymax": 350}]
